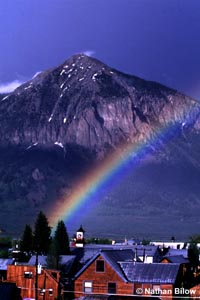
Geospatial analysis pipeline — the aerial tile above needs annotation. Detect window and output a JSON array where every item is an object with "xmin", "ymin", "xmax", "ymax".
[
  {"xmin": 49, "ymin": 289, "xmax": 53, "ymax": 296},
  {"xmin": 24, "ymin": 272, "xmax": 33, "ymax": 279},
  {"xmin": 96, "ymin": 260, "xmax": 105, "ymax": 272},
  {"xmin": 84, "ymin": 281, "xmax": 93, "ymax": 293},
  {"xmin": 108, "ymin": 282, "xmax": 116, "ymax": 294},
  {"xmin": 40, "ymin": 289, "xmax": 45, "ymax": 296}
]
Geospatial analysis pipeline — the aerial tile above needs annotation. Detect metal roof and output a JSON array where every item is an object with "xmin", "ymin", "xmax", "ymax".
[
  {"xmin": 28, "ymin": 255, "xmax": 47, "ymax": 266},
  {"xmin": 101, "ymin": 249, "xmax": 138, "ymax": 282},
  {"xmin": 70, "ymin": 244, "xmax": 157, "ymax": 265},
  {"xmin": 75, "ymin": 249, "xmax": 139, "ymax": 282},
  {"xmin": 59, "ymin": 255, "xmax": 76, "ymax": 273},
  {"xmin": 119, "ymin": 262, "xmax": 180, "ymax": 284},
  {"xmin": 74, "ymin": 252, "xmax": 100, "ymax": 279},
  {"xmin": 130, "ymin": 245, "xmax": 160, "ymax": 258},
  {"xmin": 161, "ymin": 255, "xmax": 189, "ymax": 264},
  {"xmin": 166, "ymin": 248, "xmax": 188, "ymax": 258},
  {"xmin": 70, "ymin": 247, "xmax": 101, "ymax": 265},
  {"xmin": 0, "ymin": 258, "xmax": 13, "ymax": 270},
  {"xmin": 28, "ymin": 255, "xmax": 76, "ymax": 273}
]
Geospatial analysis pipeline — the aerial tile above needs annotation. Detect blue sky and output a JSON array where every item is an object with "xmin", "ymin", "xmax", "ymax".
[{"xmin": 0, "ymin": 0, "xmax": 200, "ymax": 99}]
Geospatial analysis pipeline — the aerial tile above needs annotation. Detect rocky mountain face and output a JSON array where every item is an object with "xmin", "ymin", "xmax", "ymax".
[{"xmin": 0, "ymin": 54, "xmax": 200, "ymax": 239}]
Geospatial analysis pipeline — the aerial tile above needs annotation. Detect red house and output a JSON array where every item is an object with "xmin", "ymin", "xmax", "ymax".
[
  {"xmin": 7, "ymin": 264, "xmax": 60, "ymax": 300},
  {"xmin": 74, "ymin": 249, "xmax": 182, "ymax": 300}
]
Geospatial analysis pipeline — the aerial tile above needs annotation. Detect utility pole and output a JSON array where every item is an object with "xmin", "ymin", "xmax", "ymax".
[
  {"xmin": 35, "ymin": 251, "xmax": 38, "ymax": 300},
  {"xmin": 43, "ymin": 272, "xmax": 46, "ymax": 300}
]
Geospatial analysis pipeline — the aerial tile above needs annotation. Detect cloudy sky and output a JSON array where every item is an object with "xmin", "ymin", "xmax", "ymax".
[{"xmin": 0, "ymin": 0, "xmax": 200, "ymax": 99}]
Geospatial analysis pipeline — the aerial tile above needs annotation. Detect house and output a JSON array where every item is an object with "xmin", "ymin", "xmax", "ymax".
[
  {"xmin": 160, "ymin": 255, "xmax": 190, "ymax": 281},
  {"xmin": 6, "ymin": 254, "xmax": 77, "ymax": 300},
  {"xmin": 74, "ymin": 249, "xmax": 136, "ymax": 299},
  {"xmin": 130, "ymin": 245, "xmax": 161, "ymax": 263},
  {"xmin": 28, "ymin": 254, "xmax": 77, "ymax": 297},
  {"xmin": 165, "ymin": 248, "xmax": 188, "ymax": 259},
  {"xmin": 7, "ymin": 264, "xmax": 60, "ymax": 300},
  {"xmin": 0, "ymin": 282, "xmax": 22, "ymax": 300},
  {"xmin": 74, "ymin": 249, "xmax": 182, "ymax": 300},
  {"xmin": 70, "ymin": 243, "xmax": 160, "ymax": 269},
  {"xmin": 160, "ymin": 255, "xmax": 189, "ymax": 264},
  {"xmin": 120, "ymin": 262, "xmax": 181, "ymax": 299},
  {"xmin": 150, "ymin": 241, "xmax": 187, "ymax": 250},
  {"xmin": 0, "ymin": 258, "xmax": 13, "ymax": 280},
  {"xmin": 28, "ymin": 254, "xmax": 76, "ymax": 275}
]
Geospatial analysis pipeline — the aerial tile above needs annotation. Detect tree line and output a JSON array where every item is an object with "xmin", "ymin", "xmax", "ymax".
[{"xmin": 20, "ymin": 211, "xmax": 70, "ymax": 262}]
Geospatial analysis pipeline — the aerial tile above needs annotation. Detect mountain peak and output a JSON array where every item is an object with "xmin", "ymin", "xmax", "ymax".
[
  {"xmin": 0, "ymin": 54, "xmax": 199, "ymax": 155},
  {"xmin": 0, "ymin": 55, "xmax": 200, "ymax": 238},
  {"xmin": 62, "ymin": 52, "xmax": 104, "ymax": 66}
]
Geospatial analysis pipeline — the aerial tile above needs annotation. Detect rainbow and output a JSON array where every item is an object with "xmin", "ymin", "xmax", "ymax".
[{"xmin": 49, "ymin": 100, "xmax": 199, "ymax": 231}]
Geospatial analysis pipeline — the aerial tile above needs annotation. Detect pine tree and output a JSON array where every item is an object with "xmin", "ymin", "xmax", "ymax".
[
  {"xmin": 21, "ymin": 224, "xmax": 33, "ymax": 254},
  {"xmin": 46, "ymin": 240, "xmax": 61, "ymax": 270},
  {"xmin": 33, "ymin": 211, "xmax": 51, "ymax": 254},
  {"xmin": 54, "ymin": 220, "xmax": 70, "ymax": 255}
]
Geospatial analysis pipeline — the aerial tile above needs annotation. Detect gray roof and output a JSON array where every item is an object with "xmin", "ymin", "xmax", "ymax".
[
  {"xmin": 70, "ymin": 247, "xmax": 101, "ymax": 265},
  {"xmin": 75, "ymin": 249, "xmax": 138, "ymax": 282},
  {"xmin": 0, "ymin": 258, "xmax": 13, "ymax": 270},
  {"xmin": 166, "ymin": 249, "xmax": 188, "ymax": 258},
  {"xmin": 130, "ymin": 245, "xmax": 161, "ymax": 260},
  {"xmin": 162, "ymin": 255, "xmax": 189, "ymax": 264},
  {"xmin": 119, "ymin": 262, "xmax": 180, "ymax": 284},
  {"xmin": 101, "ymin": 249, "xmax": 138, "ymax": 282},
  {"xmin": 60, "ymin": 255, "xmax": 76, "ymax": 273},
  {"xmin": 28, "ymin": 255, "xmax": 47, "ymax": 266},
  {"xmin": 28, "ymin": 255, "xmax": 76, "ymax": 273},
  {"xmin": 74, "ymin": 252, "xmax": 100, "ymax": 279},
  {"xmin": 70, "ymin": 244, "xmax": 157, "ymax": 265},
  {"xmin": 70, "ymin": 244, "xmax": 124, "ymax": 265}
]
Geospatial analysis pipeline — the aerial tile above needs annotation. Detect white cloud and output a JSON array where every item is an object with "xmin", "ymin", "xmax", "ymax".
[
  {"xmin": 83, "ymin": 50, "xmax": 95, "ymax": 57},
  {"xmin": 0, "ymin": 80, "xmax": 24, "ymax": 93}
]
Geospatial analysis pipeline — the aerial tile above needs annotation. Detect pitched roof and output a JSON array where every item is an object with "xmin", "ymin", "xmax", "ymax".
[
  {"xmin": 130, "ymin": 245, "xmax": 161, "ymax": 260},
  {"xmin": 28, "ymin": 255, "xmax": 76, "ymax": 273},
  {"xmin": 119, "ymin": 262, "xmax": 180, "ymax": 284},
  {"xmin": 70, "ymin": 244, "xmax": 156, "ymax": 265},
  {"xmin": 161, "ymin": 255, "xmax": 189, "ymax": 264},
  {"xmin": 166, "ymin": 248, "xmax": 188, "ymax": 258},
  {"xmin": 0, "ymin": 258, "xmax": 13, "ymax": 270},
  {"xmin": 74, "ymin": 249, "xmax": 138, "ymax": 282},
  {"xmin": 101, "ymin": 249, "xmax": 138, "ymax": 281},
  {"xmin": 70, "ymin": 247, "xmax": 101, "ymax": 265},
  {"xmin": 60, "ymin": 255, "xmax": 76, "ymax": 273},
  {"xmin": 77, "ymin": 225, "xmax": 85, "ymax": 232},
  {"xmin": 74, "ymin": 252, "xmax": 100, "ymax": 279},
  {"xmin": 28, "ymin": 255, "xmax": 47, "ymax": 266}
]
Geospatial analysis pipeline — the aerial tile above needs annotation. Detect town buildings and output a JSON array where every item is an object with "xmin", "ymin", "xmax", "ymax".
[
  {"xmin": 1, "ymin": 227, "xmax": 200, "ymax": 299},
  {"xmin": 73, "ymin": 249, "xmax": 182, "ymax": 300}
]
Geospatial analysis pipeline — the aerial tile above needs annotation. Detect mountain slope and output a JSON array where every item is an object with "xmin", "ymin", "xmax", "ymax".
[{"xmin": 0, "ymin": 54, "xmax": 200, "ymax": 239}]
